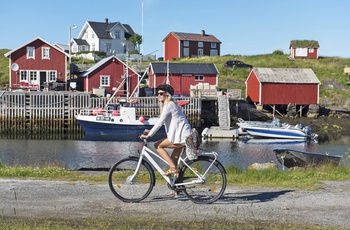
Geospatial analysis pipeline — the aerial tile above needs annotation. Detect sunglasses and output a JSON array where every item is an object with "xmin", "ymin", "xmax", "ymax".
[{"xmin": 157, "ymin": 92, "xmax": 166, "ymax": 96}]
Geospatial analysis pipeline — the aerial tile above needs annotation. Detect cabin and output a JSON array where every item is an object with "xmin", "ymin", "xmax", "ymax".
[
  {"xmin": 147, "ymin": 62, "xmax": 219, "ymax": 96},
  {"xmin": 4, "ymin": 37, "xmax": 69, "ymax": 91},
  {"xmin": 289, "ymin": 40, "xmax": 320, "ymax": 59},
  {"xmin": 162, "ymin": 31, "xmax": 221, "ymax": 61},
  {"xmin": 246, "ymin": 68, "xmax": 320, "ymax": 114},
  {"xmin": 79, "ymin": 55, "xmax": 140, "ymax": 96}
]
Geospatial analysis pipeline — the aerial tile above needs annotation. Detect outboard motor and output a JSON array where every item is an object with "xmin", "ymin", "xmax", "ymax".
[{"xmin": 302, "ymin": 126, "xmax": 312, "ymax": 135}]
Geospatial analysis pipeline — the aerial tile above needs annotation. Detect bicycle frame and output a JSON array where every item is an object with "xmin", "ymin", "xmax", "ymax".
[{"xmin": 129, "ymin": 139, "xmax": 219, "ymax": 187}]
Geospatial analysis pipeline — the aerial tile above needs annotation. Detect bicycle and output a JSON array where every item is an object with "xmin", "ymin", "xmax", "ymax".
[{"xmin": 108, "ymin": 136, "xmax": 227, "ymax": 204}]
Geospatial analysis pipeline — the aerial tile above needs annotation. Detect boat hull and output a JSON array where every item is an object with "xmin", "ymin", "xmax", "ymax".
[
  {"xmin": 242, "ymin": 126, "xmax": 307, "ymax": 139},
  {"xmin": 76, "ymin": 115, "xmax": 166, "ymax": 141},
  {"xmin": 274, "ymin": 148, "xmax": 341, "ymax": 168}
]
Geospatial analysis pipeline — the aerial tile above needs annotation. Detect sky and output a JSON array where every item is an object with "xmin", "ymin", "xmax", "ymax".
[{"xmin": 1, "ymin": 0, "xmax": 350, "ymax": 58}]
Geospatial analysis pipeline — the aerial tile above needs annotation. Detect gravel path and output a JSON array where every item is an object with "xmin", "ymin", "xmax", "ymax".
[{"xmin": 1, "ymin": 178, "xmax": 350, "ymax": 229}]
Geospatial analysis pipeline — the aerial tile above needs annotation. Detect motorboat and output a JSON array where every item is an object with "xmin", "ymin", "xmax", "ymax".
[
  {"xmin": 274, "ymin": 148, "xmax": 341, "ymax": 169},
  {"xmin": 237, "ymin": 118, "xmax": 318, "ymax": 140}
]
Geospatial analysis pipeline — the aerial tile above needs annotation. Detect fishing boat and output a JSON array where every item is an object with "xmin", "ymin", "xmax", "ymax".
[
  {"xmin": 237, "ymin": 118, "xmax": 318, "ymax": 140},
  {"xmin": 274, "ymin": 148, "xmax": 341, "ymax": 168}
]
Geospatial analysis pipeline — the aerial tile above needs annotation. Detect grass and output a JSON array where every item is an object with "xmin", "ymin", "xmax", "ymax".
[
  {"xmin": 0, "ymin": 217, "xmax": 336, "ymax": 230},
  {"xmin": 0, "ymin": 163, "xmax": 347, "ymax": 229}
]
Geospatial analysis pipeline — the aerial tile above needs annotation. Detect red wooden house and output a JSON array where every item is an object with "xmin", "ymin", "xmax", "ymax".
[
  {"xmin": 4, "ymin": 37, "xmax": 69, "ymax": 91},
  {"xmin": 147, "ymin": 62, "xmax": 219, "ymax": 96},
  {"xmin": 289, "ymin": 40, "xmax": 320, "ymax": 59},
  {"xmin": 162, "ymin": 31, "xmax": 221, "ymax": 61},
  {"xmin": 246, "ymin": 68, "xmax": 320, "ymax": 105},
  {"xmin": 79, "ymin": 55, "xmax": 140, "ymax": 96}
]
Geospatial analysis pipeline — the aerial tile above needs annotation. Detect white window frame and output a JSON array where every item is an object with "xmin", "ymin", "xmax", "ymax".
[
  {"xmin": 49, "ymin": 71, "xmax": 57, "ymax": 82},
  {"xmin": 211, "ymin": 43, "xmax": 216, "ymax": 48},
  {"xmin": 183, "ymin": 48, "xmax": 189, "ymax": 57},
  {"xmin": 92, "ymin": 43, "xmax": 95, "ymax": 51},
  {"xmin": 115, "ymin": 30, "xmax": 121, "ymax": 39},
  {"xmin": 210, "ymin": 49, "xmax": 218, "ymax": 56},
  {"xmin": 27, "ymin": 47, "xmax": 35, "ymax": 59},
  {"xmin": 195, "ymin": 75, "xmax": 204, "ymax": 81},
  {"xmin": 184, "ymin": 41, "xmax": 189, "ymax": 47},
  {"xmin": 100, "ymin": 75, "xmax": 110, "ymax": 87},
  {"xmin": 198, "ymin": 42, "xmax": 203, "ymax": 47},
  {"xmin": 42, "ymin": 47, "xmax": 50, "ymax": 59},
  {"xmin": 106, "ymin": 43, "xmax": 112, "ymax": 53},
  {"xmin": 309, "ymin": 48, "xmax": 314, "ymax": 53},
  {"xmin": 198, "ymin": 49, "xmax": 203, "ymax": 56},
  {"xmin": 20, "ymin": 70, "xmax": 28, "ymax": 82},
  {"xmin": 30, "ymin": 71, "xmax": 37, "ymax": 82}
]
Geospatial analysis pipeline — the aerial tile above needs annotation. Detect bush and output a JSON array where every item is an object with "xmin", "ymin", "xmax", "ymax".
[{"xmin": 272, "ymin": 50, "xmax": 284, "ymax": 55}]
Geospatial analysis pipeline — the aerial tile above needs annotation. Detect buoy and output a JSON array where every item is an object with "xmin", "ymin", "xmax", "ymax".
[
  {"xmin": 92, "ymin": 109, "xmax": 98, "ymax": 116},
  {"xmin": 97, "ymin": 108, "xmax": 104, "ymax": 115},
  {"xmin": 139, "ymin": 116, "xmax": 145, "ymax": 122}
]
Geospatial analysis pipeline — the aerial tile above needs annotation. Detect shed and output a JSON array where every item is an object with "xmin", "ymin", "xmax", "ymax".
[
  {"xmin": 148, "ymin": 62, "xmax": 219, "ymax": 96},
  {"xmin": 79, "ymin": 55, "xmax": 140, "ymax": 96},
  {"xmin": 289, "ymin": 40, "xmax": 320, "ymax": 59},
  {"xmin": 246, "ymin": 68, "xmax": 320, "ymax": 106}
]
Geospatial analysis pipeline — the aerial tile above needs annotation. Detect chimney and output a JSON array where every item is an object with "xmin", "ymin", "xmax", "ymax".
[
  {"xmin": 201, "ymin": 30, "xmax": 205, "ymax": 36},
  {"xmin": 105, "ymin": 18, "xmax": 109, "ymax": 24}
]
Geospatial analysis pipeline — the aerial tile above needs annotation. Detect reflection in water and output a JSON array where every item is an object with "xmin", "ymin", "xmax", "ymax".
[{"xmin": 0, "ymin": 134, "xmax": 349, "ymax": 170}]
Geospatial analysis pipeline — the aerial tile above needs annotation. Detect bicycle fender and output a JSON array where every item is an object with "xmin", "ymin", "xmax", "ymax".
[{"xmin": 189, "ymin": 156, "xmax": 227, "ymax": 174}]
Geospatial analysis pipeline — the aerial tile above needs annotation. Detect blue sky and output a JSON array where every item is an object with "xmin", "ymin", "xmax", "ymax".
[{"xmin": 1, "ymin": 0, "xmax": 350, "ymax": 58}]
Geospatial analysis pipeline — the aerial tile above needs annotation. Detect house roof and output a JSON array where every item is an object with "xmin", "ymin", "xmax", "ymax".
[
  {"xmin": 4, "ymin": 37, "xmax": 69, "ymax": 57},
  {"xmin": 87, "ymin": 21, "xmax": 135, "ymax": 39},
  {"xmin": 149, "ymin": 63, "xmax": 219, "ymax": 75},
  {"xmin": 162, "ymin": 31, "xmax": 221, "ymax": 43},
  {"xmin": 73, "ymin": 38, "xmax": 89, "ymax": 46},
  {"xmin": 252, "ymin": 68, "xmax": 320, "ymax": 84},
  {"xmin": 80, "ymin": 55, "xmax": 140, "ymax": 77},
  {"xmin": 290, "ymin": 40, "xmax": 320, "ymax": 48}
]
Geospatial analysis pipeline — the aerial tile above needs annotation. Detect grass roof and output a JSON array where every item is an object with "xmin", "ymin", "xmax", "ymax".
[{"xmin": 290, "ymin": 40, "xmax": 320, "ymax": 48}]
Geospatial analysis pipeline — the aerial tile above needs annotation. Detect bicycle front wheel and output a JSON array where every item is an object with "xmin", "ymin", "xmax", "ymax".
[
  {"xmin": 108, "ymin": 157, "xmax": 155, "ymax": 203},
  {"xmin": 179, "ymin": 156, "xmax": 226, "ymax": 204}
]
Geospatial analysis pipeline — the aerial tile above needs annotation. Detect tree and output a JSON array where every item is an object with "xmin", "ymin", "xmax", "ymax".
[{"xmin": 129, "ymin": 34, "xmax": 142, "ymax": 54}]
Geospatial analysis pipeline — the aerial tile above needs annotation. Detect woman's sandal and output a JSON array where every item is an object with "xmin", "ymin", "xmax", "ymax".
[{"xmin": 163, "ymin": 167, "xmax": 179, "ymax": 177}]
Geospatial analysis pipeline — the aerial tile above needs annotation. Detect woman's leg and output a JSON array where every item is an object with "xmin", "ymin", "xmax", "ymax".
[{"xmin": 155, "ymin": 138, "xmax": 184, "ymax": 168}]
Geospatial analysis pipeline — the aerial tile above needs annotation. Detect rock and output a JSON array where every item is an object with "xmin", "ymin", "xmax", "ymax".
[{"xmin": 248, "ymin": 162, "xmax": 278, "ymax": 170}]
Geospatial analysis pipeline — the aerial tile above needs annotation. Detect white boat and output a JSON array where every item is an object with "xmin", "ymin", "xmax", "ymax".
[{"xmin": 237, "ymin": 118, "xmax": 318, "ymax": 140}]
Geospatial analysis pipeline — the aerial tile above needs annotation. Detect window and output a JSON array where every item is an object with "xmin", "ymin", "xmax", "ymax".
[
  {"xmin": 49, "ymin": 71, "xmax": 56, "ymax": 82},
  {"xmin": 92, "ymin": 43, "xmax": 95, "ymax": 51},
  {"xmin": 195, "ymin": 75, "xmax": 204, "ymax": 81},
  {"xmin": 198, "ymin": 49, "xmax": 203, "ymax": 56},
  {"xmin": 198, "ymin": 42, "xmax": 203, "ymax": 47},
  {"xmin": 30, "ymin": 71, "xmax": 37, "ymax": 81},
  {"xmin": 184, "ymin": 41, "xmax": 189, "ymax": 47},
  {"xmin": 27, "ymin": 47, "xmax": 35, "ymax": 59},
  {"xmin": 92, "ymin": 32, "xmax": 95, "ymax": 39},
  {"xmin": 115, "ymin": 30, "xmax": 121, "ymax": 39},
  {"xmin": 42, "ymin": 47, "xmax": 50, "ymax": 59},
  {"xmin": 100, "ymin": 75, "xmax": 110, "ymax": 87},
  {"xmin": 210, "ymin": 49, "xmax": 218, "ymax": 56},
  {"xmin": 106, "ymin": 43, "xmax": 112, "ymax": 53},
  {"xmin": 211, "ymin": 43, "xmax": 216, "ymax": 48},
  {"xmin": 183, "ymin": 48, "xmax": 189, "ymax": 57},
  {"xmin": 20, "ymin": 70, "xmax": 28, "ymax": 82},
  {"xmin": 309, "ymin": 48, "xmax": 314, "ymax": 53}
]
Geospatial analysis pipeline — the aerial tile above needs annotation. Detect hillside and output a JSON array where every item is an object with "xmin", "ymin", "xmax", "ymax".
[{"xmin": 1, "ymin": 50, "xmax": 350, "ymax": 107}]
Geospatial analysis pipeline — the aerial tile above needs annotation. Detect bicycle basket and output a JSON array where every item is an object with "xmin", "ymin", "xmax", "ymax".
[{"xmin": 185, "ymin": 128, "xmax": 200, "ymax": 160}]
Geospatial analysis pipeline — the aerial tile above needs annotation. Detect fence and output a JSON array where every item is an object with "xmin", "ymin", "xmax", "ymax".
[{"xmin": 0, "ymin": 92, "xmax": 202, "ymax": 134}]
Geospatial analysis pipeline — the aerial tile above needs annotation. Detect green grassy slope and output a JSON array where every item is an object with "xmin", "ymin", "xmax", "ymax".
[
  {"xmin": 0, "ymin": 49, "xmax": 10, "ymax": 87},
  {"xmin": 1, "ymin": 50, "xmax": 349, "ymax": 106}
]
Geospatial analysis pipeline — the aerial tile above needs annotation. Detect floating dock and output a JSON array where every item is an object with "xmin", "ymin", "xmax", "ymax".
[{"xmin": 202, "ymin": 126, "xmax": 240, "ymax": 139}]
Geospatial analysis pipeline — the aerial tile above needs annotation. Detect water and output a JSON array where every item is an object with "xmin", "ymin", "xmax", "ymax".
[{"xmin": 0, "ymin": 133, "xmax": 349, "ymax": 171}]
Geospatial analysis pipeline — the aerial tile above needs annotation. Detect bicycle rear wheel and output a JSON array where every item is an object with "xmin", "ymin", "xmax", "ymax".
[
  {"xmin": 108, "ymin": 157, "xmax": 155, "ymax": 203},
  {"xmin": 179, "ymin": 156, "xmax": 226, "ymax": 204}
]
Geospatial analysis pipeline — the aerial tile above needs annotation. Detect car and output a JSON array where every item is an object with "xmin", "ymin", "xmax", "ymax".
[{"xmin": 223, "ymin": 60, "xmax": 253, "ymax": 70}]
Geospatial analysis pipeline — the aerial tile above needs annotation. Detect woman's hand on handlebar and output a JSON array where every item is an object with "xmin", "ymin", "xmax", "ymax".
[{"xmin": 140, "ymin": 130, "xmax": 149, "ymax": 139}]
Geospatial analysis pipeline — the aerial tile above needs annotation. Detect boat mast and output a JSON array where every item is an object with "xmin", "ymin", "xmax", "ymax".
[{"xmin": 166, "ymin": 60, "xmax": 170, "ymax": 84}]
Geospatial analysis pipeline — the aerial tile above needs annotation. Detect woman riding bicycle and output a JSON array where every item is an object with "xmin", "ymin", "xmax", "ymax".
[{"xmin": 141, "ymin": 84, "xmax": 192, "ymax": 176}]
